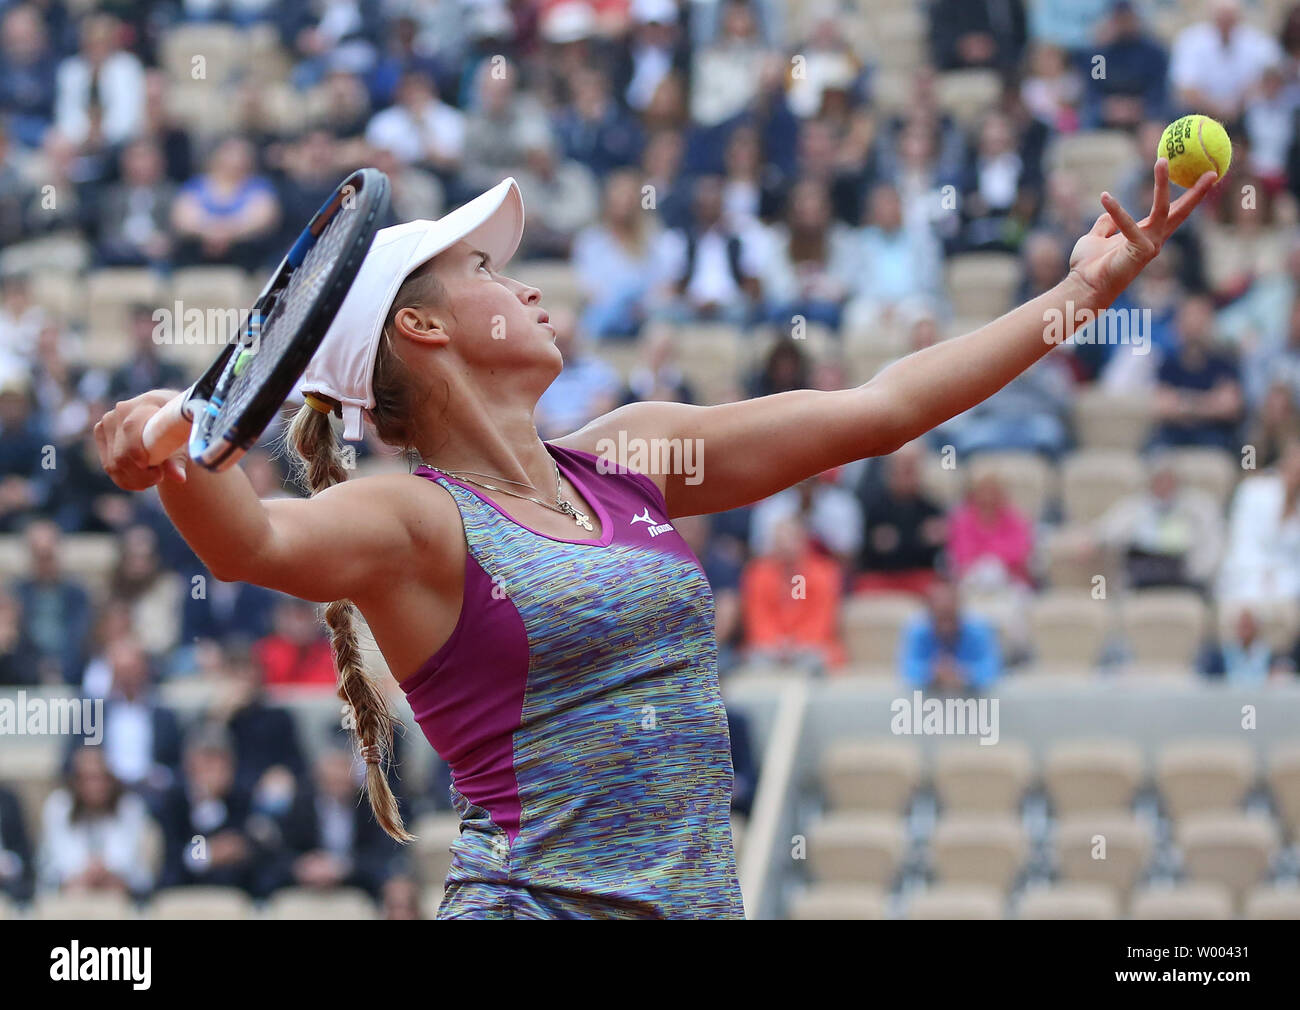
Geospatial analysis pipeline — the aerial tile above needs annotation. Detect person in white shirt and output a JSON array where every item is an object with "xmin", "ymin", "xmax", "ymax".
[
  {"xmin": 364, "ymin": 70, "xmax": 464, "ymax": 172},
  {"xmin": 54, "ymin": 13, "xmax": 145, "ymax": 149},
  {"xmin": 1170, "ymin": 0, "xmax": 1284, "ymax": 123},
  {"xmin": 1217, "ymin": 439, "xmax": 1300, "ymax": 603},
  {"xmin": 38, "ymin": 746, "xmax": 155, "ymax": 895}
]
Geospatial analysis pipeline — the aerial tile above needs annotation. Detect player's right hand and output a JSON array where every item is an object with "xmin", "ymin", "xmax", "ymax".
[{"xmin": 94, "ymin": 389, "xmax": 189, "ymax": 491}]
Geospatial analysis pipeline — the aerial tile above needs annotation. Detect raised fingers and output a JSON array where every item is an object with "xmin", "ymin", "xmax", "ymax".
[
  {"xmin": 1148, "ymin": 157, "xmax": 1170, "ymax": 231},
  {"xmin": 1100, "ymin": 191, "xmax": 1150, "ymax": 251}
]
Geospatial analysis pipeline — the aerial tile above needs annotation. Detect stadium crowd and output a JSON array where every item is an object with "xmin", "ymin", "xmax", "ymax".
[{"xmin": 1, "ymin": 0, "xmax": 1300, "ymax": 913}]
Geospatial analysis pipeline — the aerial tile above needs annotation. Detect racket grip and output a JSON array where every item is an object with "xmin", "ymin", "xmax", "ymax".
[{"xmin": 142, "ymin": 390, "xmax": 194, "ymax": 466}]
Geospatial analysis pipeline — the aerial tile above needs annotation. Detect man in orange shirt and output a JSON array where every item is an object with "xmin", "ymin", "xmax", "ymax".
[{"xmin": 741, "ymin": 515, "xmax": 846, "ymax": 673}]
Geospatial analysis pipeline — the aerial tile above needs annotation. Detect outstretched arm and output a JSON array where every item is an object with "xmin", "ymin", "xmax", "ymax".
[{"xmin": 559, "ymin": 160, "xmax": 1218, "ymax": 518}]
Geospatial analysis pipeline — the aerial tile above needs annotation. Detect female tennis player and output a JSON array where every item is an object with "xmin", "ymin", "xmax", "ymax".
[{"xmin": 95, "ymin": 159, "xmax": 1216, "ymax": 919}]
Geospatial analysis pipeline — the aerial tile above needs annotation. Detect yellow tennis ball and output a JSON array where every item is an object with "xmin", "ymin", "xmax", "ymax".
[{"xmin": 1158, "ymin": 114, "xmax": 1231, "ymax": 187}]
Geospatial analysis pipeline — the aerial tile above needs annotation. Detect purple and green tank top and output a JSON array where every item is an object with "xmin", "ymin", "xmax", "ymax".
[{"xmin": 401, "ymin": 442, "xmax": 746, "ymax": 919}]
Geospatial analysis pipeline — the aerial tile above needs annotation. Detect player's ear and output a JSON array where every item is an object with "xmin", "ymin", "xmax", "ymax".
[{"xmin": 393, "ymin": 305, "xmax": 449, "ymax": 346}]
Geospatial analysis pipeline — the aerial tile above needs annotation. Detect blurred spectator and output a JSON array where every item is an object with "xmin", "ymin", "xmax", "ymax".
[
  {"xmin": 750, "ymin": 469, "xmax": 863, "ymax": 568},
  {"xmin": 1243, "ymin": 295, "xmax": 1300, "ymax": 411},
  {"xmin": 930, "ymin": 0, "xmax": 1027, "ymax": 72},
  {"xmin": 0, "ymin": 3, "xmax": 58, "ymax": 148},
  {"xmin": 96, "ymin": 139, "xmax": 176, "ymax": 267},
  {"xmin": 254, "ymin": 596, "xmax": 337, "ymax": 688},
  {"xmin": 38, "ymin": 746, "xmax": 155, "ymax": 896},
  {"xmin": 363, "ymin": 69, "xmax": 464, "ymax": 174},
  {"xmin": 535, "ymin": 306, "xmax": 622, "ymax": 439},
  {"xmin": 689, "ymin": 0, "xmax": 771, "ymax": 127},
  {"xmin": 1243, "ymin": 57, "xmax": 1295, "ymax": 193},
  {"xmin": 762, "ymin": 177, "xmax": 852, "ymax": 330},
  {"xmin": 746, "ymin": 336, "xmax": 809, "ymax": 397},
  {"xmin": 110, "ymin": 524, "xmax": 183, "ymax": 657},
  {"xmin": 1151, "ymin": 295, "xmax": 1244, "ymax": 451},
  {"xmin": 852, "ymin": 441, "xmax": 946, "ymax": 595},
  {"xmin": 841, "ymin": 181, "xmax": 942, "ymax": 333},
  {"xmin": 1028, "ymin": 0, "xmax": 1114, "ymax": 56},
  {"xmin": 1083, "ymin": 1, "xmax": 1169, "ymax": 129},
  {"xmin": 54, "ymin": 13, "xmax": 145, "ymax": 149},
  {"xmin": 22, "ymin": 130, "xmax": 91, "ymax": 238},
  {"xmin": 12, "ymin": 518, "xmax": 91, "ymax": 683},
  {"xmin": 459, "ymin": 58, "xmax": 554, "ymax": 195},
  {"xmin": 0, "ymin": 375, "xmax": 50, "ymax": 532},
  {"xmin": 553, "ymin": 66, "xmax": 645, "ymax": 178},
  {"xmin": 1217, "ymin": 438, "xmax": 1300, "ymax": 602},
  {"xmin": 573, "ymin": 168, "xmax": 663, "ymax": 339},
  {"xmin": 73, "ymin": 634, "xmax": 182, "ymax": 795},
  {"xmin": 0, "ymin": 124, "xmax": 28, "ymax": 248},
  {"xmin": 618, "ymin": 0, "xmax": 686, "ymax": 113},
  {"xmin": 205, "ymin": 639, "xmax": 307, "ymax": 796},
  {"xmin": 947, "ymin": 471, "xmax": 1035, "ymax": 591},
  {"xmin": 899, "ymin": 578, "xmax": 1001, "ymax": 692},
  {"xmin": 0, "ymin": 784, "xmax": 33, "ymax": 902},
  {"xmin": 1021, "ymin": 43, "xmax": 1082, "ymax": 132},
  {"xmin": 107, "ymin": 304, "xmax": 188, "ymax": 402},
  {"xmin": 138, "ymin": 70, "xmax": 193, "ymax": 183},
  {"xmin": 0, "ymin": 272, "xmax": 45, "ymax": 367},
  {"xmin": 382, "ymin": 872, "xmax": 424, "ymax": 919},
  {"xmin": 1083, "ymin": 457, "xmax": 1224, "ymax": 591},
  {"xmin": 171, "ymin": 136, "xmax": 281, "ymax": 271},
  {"xmin": 0, "ymin": 584, "xmax": 38, "ymax": 685},
  {"xmin": 178, "ymin": 571, "xmax": 279, "ymax": 674},
  {"xmin": 1245, "ymin": 379, "xmax": 1300, "ymax": 469},
  {"xmin": 958, "ymin": 109, "xmax": 1042, "ymax": 252},
  {"xmin": 740, "ymin": 514, "xmax": 846, "ymax": 673},
  {"xmin": 155, "ymin": 723, "xmax": 271, "ymax": 895},
  {"xmin": 1170, "ymin": 0, "xmax": 1282, "ymax": 127},
  {"xmin": 1199, "ymin": 605, "xmax": 1290, "ymax": 680},
  {"xmin": 651, "ymin": 173, "xmax": 765, "ymax": 325},
  {"xmin": 272, "ymin": 746, "xmax": 402, "ymax": 899},
  {"xmin": 622, "ymin": 321, "xmax": 695, "ymax": 402},
  {"xmin": 513, "ymin": 137, "xmax": 599, "ymax": 259}
]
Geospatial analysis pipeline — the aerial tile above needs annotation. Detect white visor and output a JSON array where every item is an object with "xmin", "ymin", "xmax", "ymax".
[{"xmin": 298, "ymin": 176, "xmax": 525, "ymax": 440}]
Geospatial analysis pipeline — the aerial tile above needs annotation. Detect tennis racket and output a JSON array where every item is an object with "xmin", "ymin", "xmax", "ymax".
[{"xmin": 142, "ymin": 166, "xmax": 390, "ymax": 471}]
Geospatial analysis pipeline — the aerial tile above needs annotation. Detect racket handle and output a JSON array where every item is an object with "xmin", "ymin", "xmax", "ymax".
[{"xmin": 142, "ymin": 389, "xmax": 195, "ymax": 466}]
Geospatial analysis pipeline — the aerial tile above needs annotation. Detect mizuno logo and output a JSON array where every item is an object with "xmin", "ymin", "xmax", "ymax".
[{"xmin": 630, "ymin": 508, "xmax": 674, "ymax": 538}]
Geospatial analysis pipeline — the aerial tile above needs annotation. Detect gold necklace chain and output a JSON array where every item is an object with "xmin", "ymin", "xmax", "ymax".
[{"xmin": 421, "ymin": 459, "xmax": 594, "ymax": 531}]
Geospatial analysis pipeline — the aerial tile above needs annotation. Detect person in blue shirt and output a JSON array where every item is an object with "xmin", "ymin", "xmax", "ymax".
[{"xmin": 899, "ymin": 578, "xmax": 1002, "ymax": 692}]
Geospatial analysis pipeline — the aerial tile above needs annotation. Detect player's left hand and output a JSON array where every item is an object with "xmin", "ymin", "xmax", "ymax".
[{"xmin": 1067, "ymin": 157, "xmax": 1217, "ymax": 305}]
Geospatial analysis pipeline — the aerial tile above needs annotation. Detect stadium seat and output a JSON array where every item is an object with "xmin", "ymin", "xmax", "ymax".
[
  {"xmin": 1017, "ymin": 883, "xmax": 1120, "ymax": 920},
  {"xmin": 1045, "ymin": 131, "xmax": 1138, "ymax": 204},
  {"xmin": 266, "ymin": 887, "xmax": 378, "ymax": 920},
  {"xmin": 1041, "ymin": 525, "xmax": 1110, "ymax": 591},
  {"xmin": 35, "ymin": 892, "xmax": 135, "ymax": 920},
  {"xmin": 1, "ymin": 739, "xmax": 63, "ymax": 843},
  {"xmin": 1029, "ymin": 590, "xmax": 1109, "ymax": 666},
  {"xmin": 918, "ymin": 452, "xmax": 963, "ymax": 509},
  {"xmin": 147, "ymin": 886, "xmax": 256, "ymax": 919},
  {"xmin": 1130, "ymin": 882, "xmax": 1233, "ymax": 920},
  {"xmin": 1266, "ymin": 744, "xmax": 1300, "ymax": 841},
  {"xmin": 1072, "ymin": 387, "xmax": 1153, "ymax": 452},
  {"xmin": 1244, "ymin": 885, "xmax": 1300, "ymax": 920},
  {"xmin": 166, "ymin": 266, "xmax": 252, "ymax": 368},
  {"xmin": 30, "ymin": 269, "xmax": 86, "ymax": 326},
  {"xmin": 1157, "ymin": 447, "xmax": 1239, "ymax": 509},
  {"xmin": 0, "ymin": 533, "xmax": 122, "ymax": 602},
  {"xmin": 85, "ymin": 268, "xmax": 166, "ymax": 364},
  {"xmin": 1060, "ymin": 449, "xmax": 1145, "ymax": 524},
  {"xmin": 1121, "ymin": 589, "xmax": 1210, "ymax": 666},
  {"xmin": 905, "ymin": 884, "xmax": 1003, "ymax": 920},
  {"xmin": 805, "ymin": 812, "xmax": 907, "ymax": 887},
  {"xmin": 820, "ymin": 738, "xmax": 922, "ymax": 814},
  {"xmin": 930, "ymin": 813, "xmax": 1026, "ymax": 890},
  {"xmin": 945, "ymin": 253, "xmax": 1021, "ymax": 321},
  {"xmin": 411, "ymin": 813, "xmax": 461, "ymax": 889},
  {"xmin": 159, "ymin": 23, "xmax": 245, "ymax": 85},
  {"xmin": 1155, "ymin": 740, "xmax": 1255, "ymax": 819},
  {"xmin": 932, "ymin": 740, "xmax": 1033, "ymax": 815},
  {"xmin": 672, "ymin": 324, "xmax": 747, "ymax": 405},
  {"xmin": 840, "ymin": 592, "xmax": 924, "ymax": 667},
  {"xmin": 1177, "ymin": 813, "xmax": 1280, "ymax": 911},
  {"xmin": 787, "ymin": 884, "xmax": 888, "ymax": 920},
  {"xmin": 166, "ymin": 82, "xmax": 241, "ymax": 138},
  {"xmin": 935, "ymin": 70, "xmax": 1004, "ymax": 126},
  {"xmin": 1043, "ymin": 740, "xmax": 1144, "ymax": 815},
  {"xmin": 967, "ymin": 451, "xmax": 1056, "ymax": 522},
  {"xmin": 1054, "ymin": 812, "xmax": 1153, "ymax": 900}
]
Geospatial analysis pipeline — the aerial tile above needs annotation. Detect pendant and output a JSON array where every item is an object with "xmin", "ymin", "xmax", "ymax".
[{"xmin": 561, "ymin": 500, "xmax": 594, "ymax": 531}]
